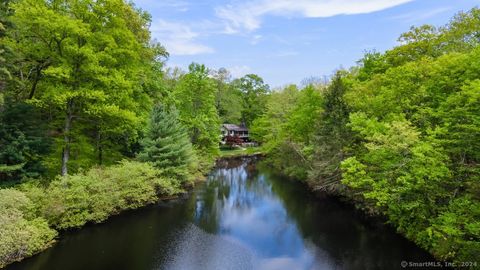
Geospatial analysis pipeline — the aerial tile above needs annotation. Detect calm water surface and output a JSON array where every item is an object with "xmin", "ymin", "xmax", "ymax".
[{"xmin": 7, "ymin": 158, "xmax": 434, "ymax": 270}]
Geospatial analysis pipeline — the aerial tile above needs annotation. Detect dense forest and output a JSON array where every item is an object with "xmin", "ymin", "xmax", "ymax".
[
  {"xmin": 0, "ymin": 0, "xmax": 479, "ymax": 268},
  {"xmin": 250, "ymin": 9, "xmax": 480, "ymax": 263},
  {"xmin": 0, "ymin": 0, "xmax": 269, "ymax": 267}
]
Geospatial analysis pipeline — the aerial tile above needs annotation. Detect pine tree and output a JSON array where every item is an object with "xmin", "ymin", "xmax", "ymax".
[{"xmin": 139, "ymin": 104, "xmax": 195, "ymax": 182}]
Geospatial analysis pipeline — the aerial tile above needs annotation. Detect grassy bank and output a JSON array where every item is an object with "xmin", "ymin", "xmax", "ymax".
[
  {"xmin": 219, "ymin": 147, "xmax": 263, "ymax": 158},
  {"xmin": 0, "ymin": 160, "xmax": 184, "ymax": 268}
]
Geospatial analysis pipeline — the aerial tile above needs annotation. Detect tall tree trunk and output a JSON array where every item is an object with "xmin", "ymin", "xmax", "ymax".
[
  {"xmin": 96, "ymin": 128, "xmax": 103, "ymax": 165},
  {"xmin": 61, "ymin": 100, "xmax": 73, "ymax": 176},
  {"xmin": 98, "ymin": 145, "xmax": 103, "ymax": 165},
  {"xmin": 28, "ymin": 61, "xmax": 48, "ymax": 99},
  {"xmin": 28, "ymin": 68, "xmax": 41, "ymax": 99}
]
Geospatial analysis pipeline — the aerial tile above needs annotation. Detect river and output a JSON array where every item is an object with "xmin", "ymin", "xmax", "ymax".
[{"xmin": 7, "ymin": 157, "xmax": 435, "ymax": 270}]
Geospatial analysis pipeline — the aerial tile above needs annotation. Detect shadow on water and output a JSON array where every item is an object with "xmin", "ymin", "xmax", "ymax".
[{"xmin": 7, "ymin": 157, "xmax": 436, "ymax": 270}]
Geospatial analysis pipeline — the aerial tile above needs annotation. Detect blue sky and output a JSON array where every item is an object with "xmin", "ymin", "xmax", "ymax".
[{"xmin": 132, "ymin": 0, "xmax": 480, "ymax": 87}]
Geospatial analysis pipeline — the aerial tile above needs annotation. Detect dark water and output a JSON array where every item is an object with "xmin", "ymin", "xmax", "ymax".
[{"xmin": 7, "ymin": 158, "xmax": 435, "ymax": 270}]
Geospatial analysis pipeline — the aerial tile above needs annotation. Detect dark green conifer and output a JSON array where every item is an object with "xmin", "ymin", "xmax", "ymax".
[{"xmin": 139, "ymin": 104, "xmax": 194, "ymax": 182}]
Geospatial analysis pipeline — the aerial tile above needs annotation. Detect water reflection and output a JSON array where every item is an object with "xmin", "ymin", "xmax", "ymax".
[
  {"xmin": 7, "ymin": 157, "xmax": 435, "ymax": 270},
  {"xmin": 166, "ymin": 158, "xmax": 434, "ymax": 270},
  {"xmin": 169, "ymin": 159, "xmax": 332, "ymax": 270}
]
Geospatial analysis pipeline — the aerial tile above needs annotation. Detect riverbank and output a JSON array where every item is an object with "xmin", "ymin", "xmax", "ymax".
[
  {"xmin": 0, "ymin": 160, "xmax": 186, "ymax": 269},
  {"xmin": 263, "ymin": 157, "xmax": 478, "ymax": 266},
  {"xmin": 5, "ymin": 157, "xmax": 437, "ymax": 270},
  {"xmin": 219, "ymin": 146, "xmax": 263, "ymax": 158},
  {"xmin": 0, "ymin": 153, "xmax": 261, "ymax": 269}
]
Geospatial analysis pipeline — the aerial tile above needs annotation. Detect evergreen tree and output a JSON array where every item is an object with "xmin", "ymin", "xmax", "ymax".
[
  {"xmin": 0, "ymin": 102, "xmax": 51, "ymax": 183},
  {"xmin": 139, "ymin": 104, "xmax": 194, "ymax": 182},
  {"xmin": 309, "ymin": 72, "xmax": 353, "ymax": 192}
]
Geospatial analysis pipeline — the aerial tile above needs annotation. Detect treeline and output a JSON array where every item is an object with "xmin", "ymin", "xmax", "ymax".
[
  {"xmin": 2, "ymin": 0, "xmax": 478, "ymax": 266},
  {"xmin": 251, "ymin": 8, "xmax": 480, "ymax": 263},
  {"xmin": 0, "ymin": 0, "xmax": 269, "ymax": 267},
  {"xmin": 0, "ymin": 0, "xmax": 270, "ymax": 183}
]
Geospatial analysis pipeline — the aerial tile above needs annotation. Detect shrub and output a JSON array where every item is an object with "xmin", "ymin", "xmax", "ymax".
[
  {"xmin": 22, "ymin": 160, "xmax": 183, "ymax": 230},
  {"xmin": 0, "ymin": 189, "xmax": 57, "ymax": 268}
]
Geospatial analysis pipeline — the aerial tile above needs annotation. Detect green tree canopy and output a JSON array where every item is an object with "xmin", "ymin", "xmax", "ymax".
[
  {"xmin": 233, "ymin": 74, "xmax": 270, "ymax": 126},
  {"xmin": 7, "ymin": 0, "xmax": 164, "ymax": 175},
  {"xmin": 173, "ymin": 63, "xmax": 220, "ymax": 157}
]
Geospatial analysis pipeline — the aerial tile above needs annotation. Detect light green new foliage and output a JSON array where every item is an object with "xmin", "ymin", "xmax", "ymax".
[
  {"xmin": 173, "ymin": 63, "xmax": 220, "ymax": 157},
  {"xmin": 251, "ymin": 84, "xmax": 323, "ymax": 180},
  {"xmin": 276, "ymin": 85, "xmax": 323, "ymax": 179},
  {"xmin": 286, "ymin": 85, "xmax": 324, "ymax": 144},
  {"xmin": 22, "ymin": 160, "xmax": 182, "ymax": 230},
  {"xmin": 435, "ymin": 79, "xmax": 480, "ymax": 180},
  {"xmin": 250, "ymin": 85, "xmax": 300, "ymax": 152},
  {"xmin": 139, "ymin": 104, "xmax": 195, "ymax": 182},
  {"xmin": 341, "ymin": 113, "xmax": 462, "ymax": 257},
  {"xmin": 220, "ymin": 8, "xmax": 480, "ymax": 262},
  {"xmin": 429, "ymin": 196, "xmax": 480, "ymax": 260},
  {"xmin": 0, "ymin": 189, "xmax": 57, "ymax": 268},
  {"xmin": 8, "ymin": 0, "xmax": 160, "ymax": 174},
  {"xmin": 0, "ymin": 160, "xmax": 184, "ymax": 267}
]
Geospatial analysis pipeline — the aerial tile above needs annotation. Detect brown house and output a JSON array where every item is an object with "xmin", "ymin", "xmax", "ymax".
[{"xmin": 221, "ymin": 123, "xmax": 249, "ymax": 142}]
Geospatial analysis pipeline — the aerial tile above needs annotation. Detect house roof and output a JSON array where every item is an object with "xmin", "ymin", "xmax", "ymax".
[{"xmin": 222, "ymin": 124, "xmax": 248, "ymax": 132}]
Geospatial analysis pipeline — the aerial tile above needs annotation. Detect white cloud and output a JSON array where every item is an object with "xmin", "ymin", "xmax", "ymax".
[
  {"xmin": 216, "ymin": 0, "xmax": 414, "ymax": 32},
  {"xmin": 133, "ymin": 0, "xmax": 190, "ymax": 12},
  {"xmin": 228, "ymin": 65, "xmax": 252, "ymax": 78},
  {"xmin": 250, "ymin": 34, "xmax": 263, "ymax": 45},
  {"xmin": 150, "ymin": 19, "xmax": 214, "ymax": 55},
  {"xmin": 391, "ymin": 7, "xmax": 451, "ymax": 23}
]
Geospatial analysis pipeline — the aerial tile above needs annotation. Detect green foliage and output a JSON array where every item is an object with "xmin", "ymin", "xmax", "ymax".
[
  {"xmin": 0, "ymin": 101, "xmax": 51, "ymax": 182},
  {"xmin": 342, "ymin": 114, "xmax": 452, "ymax": 211},
  {"xmin": 6, "ymin": 0, "xmax": 163, "ymax": 175},
  {"xmin": 0, "ymin": 160, "xmax": 184, "ymax": 267},
  {"xmin": 138, "ymin": 104, "xmax": 195, "ymax": 182},
  {"xmin": 356, "ymin": 51, "xmax": 389, "ymax": 81},
  {"xmin": 385, "ymin": 24, "xmax": 441, "ymax": 66},
  {"xmin": 1, "ymin": 1, "xmax": 479, "ymax": 266},
  {"xmin": 0, "ymin": 188, "xmax": 57, "ymax": 268},
  {"xmin": 0, "ymin": 0, "xmax": 13, "ymax": 82},
  {"xmin": 339, "ymin": 10, "xmax": 480, "ymax": 262},
  {"xmin": 429, "ymin": 196, "xmax": 480, "ymax": 261},
  {"xmin": 434, "ymin": 80, "xmax": 480, "ymax": 193},
  {"xmin": 0, "ymin": 0, "xmax": 15, "ymax": 110},
  {"xmin": 233, "ymin": 74, "xmax": 270, "ymax": 126},
  {"xmin": 309, "ymin": 73, "xmax": 353, "ymax": 192},
  {"xmin": 341, "ymin": 114, "xmax": 478, "ymax": 261},
  {"xmin": 212, "ymin": 68, "xmax": 244, "ymax": 124},
  {"xmin": 250, "ymin": 85, "xmax": 299, "ymax": 151},
  {"xmin": 251, "ymin": 84, "xmax": 324, "ymax": 180},
  {"xmin": 173, "ymin": 63, "xmax": 220, "ymax": 157},
  {"xmin": 254, "ymin": 7, "xmax": 480, "ymax": 263},
  {"xmin": 22, "ymin": 160, "xmax": 182, "ymax": 230},
  {"xmin": 286, "ymin": 85, "xmax": 323, "ymax": 144}
]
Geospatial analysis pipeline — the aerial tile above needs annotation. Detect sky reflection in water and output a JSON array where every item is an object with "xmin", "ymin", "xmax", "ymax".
[{"xmin": 166, "ymin": 163, "xmax": 334, "ymax": 270}]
